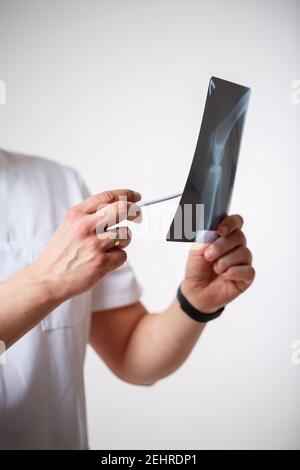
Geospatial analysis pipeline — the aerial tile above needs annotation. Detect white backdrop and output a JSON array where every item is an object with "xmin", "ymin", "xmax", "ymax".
[{"xmin": 0, "ymin": 0, "xmax": 300, "ymax": 450}]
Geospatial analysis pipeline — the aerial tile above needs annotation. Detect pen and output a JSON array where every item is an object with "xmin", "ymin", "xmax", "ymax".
[{"xmin": 139, "ymin": 192, "xmax": 182, "ymax": 207}]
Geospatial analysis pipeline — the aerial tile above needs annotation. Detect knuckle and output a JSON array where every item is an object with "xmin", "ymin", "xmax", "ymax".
[
  {"xmin": 76, "ymin": 219, "xmax": 90, "ymax": 238},
  {"xmin": 191, "ymin": 248, "xmax": 204, "ymax": 262},
  {"xmin": 244, "ymin": 247, "xmax": 252, "ymax": 263},
  {"xmin": 116, "ymin": 249, "xmax": 127, "ymax": 264},
  {"xmin": 65, "ymin": 206, "xmax": 81, "ymax": 221},
  {"xmin": 125, "ymin": 190, "xmax": 135, "ymax": 201},
  {"xmin": 249, "ymin": 266, "xmax": 256, "ymax": 279},
  {"xmin": 237, "ymin": 214, "xmax": 244, "ymax": 227},
  {"xmin": 101, "ymin": 190, "xmax": 115, "ymax": 204},
  {"xmin": 237, "ymin": 230, "xmax": 246, "ymax": 246},
  {"xmin": 109, "ymin": 251, "xmax": 127, "ymax": 269}
]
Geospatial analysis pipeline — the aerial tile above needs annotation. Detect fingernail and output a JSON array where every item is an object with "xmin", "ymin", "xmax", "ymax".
[
  {"xmin": 134, "ymin": 191, "xmax": 141, "ymax": 200},
  {"xmin": 205, "ymin": 249, "xmax": 214, "ymax": 261}
]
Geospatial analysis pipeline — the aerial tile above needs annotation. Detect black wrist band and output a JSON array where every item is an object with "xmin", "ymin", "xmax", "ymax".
[{"xmin": 177, "ymin": 285, "xmax": 224, "ymax": 323}]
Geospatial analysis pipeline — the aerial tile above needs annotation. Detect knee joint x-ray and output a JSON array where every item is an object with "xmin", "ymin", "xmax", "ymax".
[{"xmin": 167, "ymin": 76, "xmax": 251, "ymax": 243}]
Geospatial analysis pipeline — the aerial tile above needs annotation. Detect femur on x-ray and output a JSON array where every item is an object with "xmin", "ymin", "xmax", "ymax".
[{"xmin": 167, "ymin": 77, "xmax": 250, "ymax": 243}]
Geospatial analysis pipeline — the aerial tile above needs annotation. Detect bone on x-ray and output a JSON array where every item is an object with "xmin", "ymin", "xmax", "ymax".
[{"xmin": 166, "ymin": 77, "xmax": 251, "ymax": 243}]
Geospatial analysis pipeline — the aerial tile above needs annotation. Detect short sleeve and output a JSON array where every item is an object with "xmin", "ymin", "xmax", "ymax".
[
  {"xmin": 73, "ymin": 171, "xmax": 142, "ymax": 312},
  {"xmin": 91, "ymin": 262, "xmax": 142, "ymax": 312}
]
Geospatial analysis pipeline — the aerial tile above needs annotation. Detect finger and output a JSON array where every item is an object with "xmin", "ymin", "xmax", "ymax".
[
  {"xmin": 92, "ymin": 201, "xmax": 142, "ymax": 233},
  {"xmin": 97, "ymin": 227, "xmax": 132, "ymax": 251},
  {"xmin": 104, "ymin": 247, "xmax": 128, "ymax": 271},
  {"xmin": 204, "ymin": 229, "xmax": 246, "ymax": 262},
  {"xmin": 189, "ymin": 242, "xmax": 211, "ymax": 254},
  {"xmin": 222, "ymin": 265, "xmax": 255, "ymax": 285},
  {"xmin": 217, "ymin": 214, "xmax": 244, "ymax": 237},
  {"xmin": 79, "ymin": 189, "xmax": 141, "ymax": 214},
  {"xmin": 213, "ymin": 247, "xmax": 252, "ymax": 275}
]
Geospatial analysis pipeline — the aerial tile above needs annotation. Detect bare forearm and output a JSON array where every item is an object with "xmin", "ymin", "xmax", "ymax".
[
  {"xmin": 121, "ymin": 299, "xmax": 206, "ymax": 384},
  {"xmin": 0, "ymin": 265, "xmax": 61, "ymax": 348},
  {"xmin": 91, "ymin": 214, "xmax": 254, "ymax": 386},
  {"xmin": 0, "ymin": 189, "xmax": 142, "ymax": 350}
]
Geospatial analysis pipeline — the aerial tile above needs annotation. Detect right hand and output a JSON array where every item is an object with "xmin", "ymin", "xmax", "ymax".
[{"xmin": 29, "ymin": 189, "xmax": 142, "ymax": 301}]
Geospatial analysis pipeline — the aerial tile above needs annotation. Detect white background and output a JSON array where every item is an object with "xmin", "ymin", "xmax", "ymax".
[{"xmin": 0, "ymin": 0, "xmax": 300, "ymax": 450}]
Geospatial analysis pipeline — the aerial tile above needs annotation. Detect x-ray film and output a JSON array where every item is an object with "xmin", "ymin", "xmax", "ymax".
[{"xmin": 166, "ymin": 76, "xmax": 251, "ymax": 243}]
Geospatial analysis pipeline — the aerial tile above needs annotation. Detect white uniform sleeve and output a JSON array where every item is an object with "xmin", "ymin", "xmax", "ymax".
[
  {"xmin": 91, "ymin": 262, "xmax": 142, "ymax": 312},
  {"xmin": 74, "ymin": 171, "xmax": 142, "ymax": 312}
]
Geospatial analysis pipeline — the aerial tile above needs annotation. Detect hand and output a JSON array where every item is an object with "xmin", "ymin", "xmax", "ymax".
[
  {"xmin": 29, "ymin": 189, "xmax": 142, "ymax": 302},
  {"xmin": 182, "ymin": 215, "xmax": 255, "ymax": 314}
]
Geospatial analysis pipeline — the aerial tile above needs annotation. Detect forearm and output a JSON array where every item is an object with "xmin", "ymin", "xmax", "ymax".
[
  {"xmin": 0, "ymin": 265, "xmax": 62, "ymax": 349},
  {"xmin": 121, "ymin": 297, "xmax": 206, "ymax": 385},
  {"xmin": 91, "ymin": 214, "xmax": 254, "ymax": 386}
]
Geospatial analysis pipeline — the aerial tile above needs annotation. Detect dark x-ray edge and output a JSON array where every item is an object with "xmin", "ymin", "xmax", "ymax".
[{"xmin": 166, "ymin": 76, "xmax": 251, "ymax": 243}]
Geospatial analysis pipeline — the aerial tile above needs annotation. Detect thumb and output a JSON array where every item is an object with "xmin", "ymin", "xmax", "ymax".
[{"xmin": 185, "ymin": 243, "xmax": 213, "ymax": 282}]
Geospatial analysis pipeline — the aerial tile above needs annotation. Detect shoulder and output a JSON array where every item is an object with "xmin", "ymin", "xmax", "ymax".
[
  {"xmin": 0, "ymin": 148, "xmax": 77, "ymax": 180},
  {"xmin": 0, "ymin": 148, "xmax": 89, "ymax": 204}
]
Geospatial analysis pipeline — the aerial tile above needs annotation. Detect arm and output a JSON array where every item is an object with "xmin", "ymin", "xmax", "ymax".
[
  {"xmin": 90, "ymin": 300, "xmax": 205, "ymax": 386},
  {"xmin": 0, "ymin": 267, "xmax": 63, "ymax": 349},
  {"xmin": 90, "ymin": 214, "xmax": 255, "ymax": 385},
  {"xmin": 0, "ymin": 189, "xmax": 141, "ymax": 349}
]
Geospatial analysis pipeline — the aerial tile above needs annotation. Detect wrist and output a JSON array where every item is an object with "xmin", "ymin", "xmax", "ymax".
[
  {"xmin": 25, "ymin": 262, "xmax": 68, "ymax": 306},
  {"xmin": 181, "ymin": 279, "xmax": 220, "ymax": 314},
  {"xmin": 177, "ymin": 284, "xmax": 224, "ymax": 323}
]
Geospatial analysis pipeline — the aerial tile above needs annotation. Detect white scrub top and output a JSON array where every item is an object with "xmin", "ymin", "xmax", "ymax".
[{"xmin": 0, "ymin": 149, "xmax": 141, "ymax": 450}]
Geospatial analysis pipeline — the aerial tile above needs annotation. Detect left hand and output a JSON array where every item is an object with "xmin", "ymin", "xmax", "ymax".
[{"xmin": 181, "ymin": 214, "xmax": 255, "ymax": 314}]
